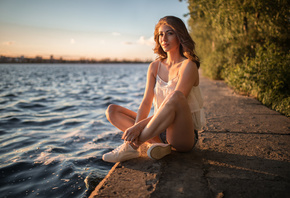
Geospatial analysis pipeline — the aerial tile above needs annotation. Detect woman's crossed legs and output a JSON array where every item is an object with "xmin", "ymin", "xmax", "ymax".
[
  {"xmin": 103, "ymin": 91, "xmax": 197, "ymax": 162},
  {"xmin": 106, "ymin": 91, "xmax": 196, "ymax": 151}
]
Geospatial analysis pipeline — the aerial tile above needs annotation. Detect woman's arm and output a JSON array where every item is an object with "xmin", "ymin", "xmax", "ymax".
[
  {"xmin": 135, "ymin": 61, "xmax": 158, "ymax": 123},
  {"xmin": 175, "ymin": 59, "xmax": 199, "ymax": 97},
  {"xmin": 122, "ymin": 115, "xmax": 152, "ymax": 141},
  {"xmin": 122, "ymin": 61, "xmax": 158, "ymax": 141}
]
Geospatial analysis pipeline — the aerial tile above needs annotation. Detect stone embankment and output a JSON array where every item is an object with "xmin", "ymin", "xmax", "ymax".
[{"xmin": 90, "ymin": 74, "xmax": 290, "ymax": 198}]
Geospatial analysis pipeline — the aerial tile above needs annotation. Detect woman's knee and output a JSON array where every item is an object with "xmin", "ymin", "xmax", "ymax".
[
  {"xmin": 105, "ymin": 104, "xmax": 119, "ymax": 120},
  {"xmin": 166, "ymin": 90, "xmax": 187, "ymax": 107},
  {"xmin": 172, "ymin": 90, "xmax": 186, "ymax": 100}
]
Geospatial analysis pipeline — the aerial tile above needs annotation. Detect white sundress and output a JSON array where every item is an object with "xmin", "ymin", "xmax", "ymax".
[{"xmin": 153, "ymin": 62, "xmax": 206, "ymax": 131}]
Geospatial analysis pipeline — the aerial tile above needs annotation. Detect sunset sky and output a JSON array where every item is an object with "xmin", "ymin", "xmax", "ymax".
[{"xmin": 0, "ymin": 0, "xmax": 189, "ymax": 61}]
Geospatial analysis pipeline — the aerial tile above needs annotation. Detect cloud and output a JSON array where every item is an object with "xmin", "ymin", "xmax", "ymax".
[
  {"xmin": 122, "ymin": 41, "xmax": 133, "ymax": 45},
  {"xmin": 3, "ymin": 41, "xmax": 15, "ymax": 46},
  {"xmin": 122, "ymin": 36, "xmax": 155, "ymax": 46},
  {"xmin": 137, "ymin": 36, "xmax": 154, "ymax": 46},
  {"xmin": 112, "ymin": 32, "xmax": 121, "ymax": 36},
  {"xmin": 70, "ymin": 39, "xmax": 75, "ymax": 44}
]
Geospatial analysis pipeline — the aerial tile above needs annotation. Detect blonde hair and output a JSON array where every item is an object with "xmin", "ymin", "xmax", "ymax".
[{"xmin": 153, "ymin": 16, "xmax": 200, "ymax": 68}]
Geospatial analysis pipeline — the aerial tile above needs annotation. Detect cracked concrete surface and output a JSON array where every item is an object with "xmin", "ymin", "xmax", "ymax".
[{"xmin": 90, "ymin": 73, "xmax": 290, "ymax": 198}]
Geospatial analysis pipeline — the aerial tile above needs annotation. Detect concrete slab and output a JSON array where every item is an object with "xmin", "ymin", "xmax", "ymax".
[{"xmin": 90, "ymin": 73, "xmax": 290, "ymax": 198}]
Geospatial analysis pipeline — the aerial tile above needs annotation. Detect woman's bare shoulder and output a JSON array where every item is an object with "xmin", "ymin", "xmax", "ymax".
[
  {"xmin": 149, "ymin": 60, "xmax": 160, "ymax": 68},
  {"xmin": 177, "ymin": 59, "xmax": 199, "ymax": 86},
  {"xmin": 181, "ymin": 59, "xmax": 197, "ymax": 69},
  {"xmin": 148, "ymin": 60, "xmax": 160, "ymax": 77},
  {"xmin": 180, "ymin": 59, "xmax": 198, "ymax": 76}
]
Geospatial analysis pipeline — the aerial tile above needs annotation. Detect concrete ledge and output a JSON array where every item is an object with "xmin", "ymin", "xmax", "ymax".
[
  {"xmin": 90, "ymin": 75, "xmax": 290, "ymax": 198},
  {"xmin": 89, "ymin": 144, "xmax": 162, "ymax": 198}
]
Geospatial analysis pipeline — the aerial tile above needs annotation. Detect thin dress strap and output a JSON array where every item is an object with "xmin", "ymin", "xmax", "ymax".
[{"xmin": 157, "ymin": 60, "xmax": 161, "ymax": 75}]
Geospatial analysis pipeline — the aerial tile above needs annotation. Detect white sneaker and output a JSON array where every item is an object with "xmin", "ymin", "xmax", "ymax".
[
  {"xmin": 147, "ymin": 143, "xmax": 171, "ymax": 160},
  {"xmin": 102, "ymin": 142, "xmax": 140, "ymax": 163}
]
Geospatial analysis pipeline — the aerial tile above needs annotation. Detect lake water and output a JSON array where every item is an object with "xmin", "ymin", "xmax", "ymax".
[{"xmin": 0, "ymin": 63, "xmax": 148, "ymax": 198}]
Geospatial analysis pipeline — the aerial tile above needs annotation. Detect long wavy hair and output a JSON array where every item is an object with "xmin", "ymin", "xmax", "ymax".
[{"xmin": 153, "ymin": 16, "xmax": 200, "ymax": 68}]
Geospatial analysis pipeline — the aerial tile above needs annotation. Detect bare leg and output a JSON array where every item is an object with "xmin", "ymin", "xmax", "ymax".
[
  {"xmin": 106, "ymin": 104, "xmax": 162, "ymax": 143},
  {"xmin": 106, "ymin": 104, "xmax": 136, "ymax": 132},
  {"xmin": 139, "ymin": 91, "xmax": 196, "ymax": 152}
]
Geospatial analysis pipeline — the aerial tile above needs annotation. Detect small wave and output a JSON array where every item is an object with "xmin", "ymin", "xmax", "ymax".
[
  {"xmin": 0, "ymin": 161, "xmax": 38, "ymax": 179},
  {"xmin": 5, "ymin": 117, "xmax": 21, "ymax": 123},
  {"xmin": 21, "ymin": 118, "xmax": 63, "ymax": 127},
  {"xmin": 84, "ymin": 171, "xmax": 104, "ymax": 197},
  {"xmin": 99, "ymin": 101, "xmax": 112, "ymax": 107},
  {"xmin": 1, "ymin": 137, "xmax": 37, "ymax": 153},
  {"xmin": 0, "ymin": 100, "xmax": 8, "ymax": 105},
  {"xmin": 0, "ymin": 106, "xmax": 21, "ymax": 113},
  {"xmin": 71, "ymin": 113, "xmax": 88, "ymax": 119},
  {"xmin": 32, "ymin": 98, "xmax": 49, "ymax": 103},
  {"xmin": 92, "ymin": 131, "xmax": 122, "ymax": 144},
  {"xmin": 2, "ymin": 93, "xmax": 17, "ymax": 98},
  {"xmin": 91, "ymin": 120, "xmax": 106, "ymax": 127},
  {"xmin": 90, "ymin": 96, "xmax": 101, "ymax": 100},
  {"xmin": 62, "ymin": 120, "xmax": 83, "ymax": 127},
  {"xmin": 59, "ymin": 166, "xmax": 74, "ymax": 178},
  {"xmin": 0, "ymin": 130, "xmax": 6, "ymax": 135},
  {"xmin": 102, "ymin": 96, "xmax": 112, "ymax": 100},
  {"xmin": 16, "ymin": 101, "xmax": 47, "ymax": 110},
  {"xmin": 53, "ymin": 105, "xmax": 75, "ymax": 112},
  {"xmin": 60, "ymin": 129, "xmax": 84, "ymax": 140},
  {"xmin": 46, "ymin": 147, "xmax": 71, "ymax": 154},
  {"xmin": 34, "ymin": 152, "xmax": 65, "ymax": 165}
]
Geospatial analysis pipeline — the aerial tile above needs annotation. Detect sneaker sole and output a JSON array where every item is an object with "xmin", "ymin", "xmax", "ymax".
[
  {"xmin": 147, "ymin": 144, "xmax": 171, "ymax": 160},
  {"xmin": 103, "ymin": 152, "xmax": 140, "ymax": 163}
]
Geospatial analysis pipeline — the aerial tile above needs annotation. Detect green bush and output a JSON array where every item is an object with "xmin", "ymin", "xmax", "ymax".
[
  {"xmin": 225, "ymin": 43, "xmax": 290, "ymax": 116},
  {"xmin": 201, "ymin": 50, "xmax": 227, "ymax": 80},
  {"xmin": 187, "ymin": 0, "xmax": 290, "ymax": 116}
]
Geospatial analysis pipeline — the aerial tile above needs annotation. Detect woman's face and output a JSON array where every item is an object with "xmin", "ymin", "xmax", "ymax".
[{"xmin": 158, "ymin": 24, "xmax": 180, "ymax": 53}]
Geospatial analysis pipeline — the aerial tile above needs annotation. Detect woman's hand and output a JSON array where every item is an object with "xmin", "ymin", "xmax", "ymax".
[{"xmin": 122, "ymin": 124, "xmax": 142, "ymax": 143}]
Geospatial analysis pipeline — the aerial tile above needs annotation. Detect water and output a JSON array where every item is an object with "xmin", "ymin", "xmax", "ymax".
[{"xmin": 0, "ymin": 63, "xmax": 148, "ymax": 198}]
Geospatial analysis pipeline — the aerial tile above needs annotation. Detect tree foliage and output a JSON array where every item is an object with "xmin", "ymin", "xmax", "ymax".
[{"xmin": 187, "ymin": 0, "xmax": 290, "ymax": 116}]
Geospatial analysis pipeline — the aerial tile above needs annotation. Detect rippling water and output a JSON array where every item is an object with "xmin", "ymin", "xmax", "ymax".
[{"xmin": 0, "ymin": 63, "xmax": 148, "ymax": 198}]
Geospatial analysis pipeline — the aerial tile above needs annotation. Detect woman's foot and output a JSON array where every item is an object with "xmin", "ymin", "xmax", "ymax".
[
  {"xmin": 147, "ymin": 143, "xmax": 171, "ymax": 160},
  {"xmin": 102, "ymin": 142, "xmax": 140, "ymax": 163}
]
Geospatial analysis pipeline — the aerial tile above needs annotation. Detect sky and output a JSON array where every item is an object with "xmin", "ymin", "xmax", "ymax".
[{"xmin": 0, "ymin": 0, "xmax": 190, "ymax": 61}]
